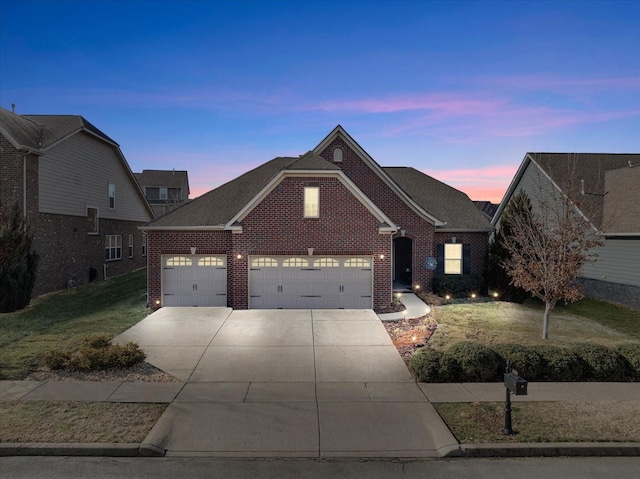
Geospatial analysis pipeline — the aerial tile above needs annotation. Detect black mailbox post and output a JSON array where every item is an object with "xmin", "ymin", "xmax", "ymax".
[{"xmin": 503, "ymin": 361, "xmax": 528, "ymax": 435}]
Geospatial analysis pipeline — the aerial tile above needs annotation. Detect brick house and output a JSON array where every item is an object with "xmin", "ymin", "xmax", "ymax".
[
  {"xmin": 0, "ymin": 107, "xmax": 154, "ymax": 296},
  {"xmin": 142, "ymin": 126, "xmax": 491, "ymax": 310},
  {"xmin": 134, "ymin": 169, "xmax": 190, "ymax": 217}
]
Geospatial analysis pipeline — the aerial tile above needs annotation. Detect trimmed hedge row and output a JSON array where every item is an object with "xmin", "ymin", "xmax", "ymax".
[
  {"xmin": 43, "ymin": 334, "xmax": 146, "ymax": 372},
  {"xmin": 410, "ymin": 340, "xmax": 640, "ymax": 382},
  {"xmin": 432, "ymin": 275, "xmax": 484, "ymax": 296}
]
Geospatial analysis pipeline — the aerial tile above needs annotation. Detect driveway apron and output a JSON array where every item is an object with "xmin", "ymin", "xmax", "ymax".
[{"xmin": 115, "ymin": 307, "xmax": 456, "ymax": 457}]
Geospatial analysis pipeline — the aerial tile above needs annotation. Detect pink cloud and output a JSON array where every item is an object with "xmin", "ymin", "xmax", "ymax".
[{"xmin": 421, "ymin": 164, "xmax": 519, "ymax": 203}]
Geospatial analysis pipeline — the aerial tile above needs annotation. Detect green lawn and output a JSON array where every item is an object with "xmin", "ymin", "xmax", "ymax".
[
  {"xmin": 428, "ymin": 297, "xmax": 640, "ymax": 350},
  {"xmin": 0, "ymin": 269, "xmax": 150, "ymax": 379}
]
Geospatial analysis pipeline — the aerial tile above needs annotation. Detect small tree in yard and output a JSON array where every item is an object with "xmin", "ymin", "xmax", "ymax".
[
  {"xmin": 502, "ymin": 165, "xmax": 603, "ymax": 339},
  {"xmin": 484, "ymin": 190, "xmax": 531, "ymax": 303},
  {"xmin": 0, "ymin": 201, "xmax": 39, "ymax": 313}
]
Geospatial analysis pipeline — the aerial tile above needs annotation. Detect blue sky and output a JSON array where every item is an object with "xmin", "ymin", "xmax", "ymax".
[{"xmin": 1, "ymin": 0, "xmax": 638, "ymax": 202}]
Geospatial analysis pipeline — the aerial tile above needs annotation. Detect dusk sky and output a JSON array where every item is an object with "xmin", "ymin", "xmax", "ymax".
[{"xmin": 1, "ymin": 0, "xmax": 638, "ymax": 203}]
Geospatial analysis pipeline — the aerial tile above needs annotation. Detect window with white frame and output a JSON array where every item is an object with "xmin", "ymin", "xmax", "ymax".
[
  {"xmin": 105, "ymin": 235, "xmax": 122, "ymax": 261},
  {"xmin": 128, "ymin": 234, "xmax": 134, "ymax": 258},
  {"xmin": 108, "ymin": 183, "xmax": 116, "ymax": 209},
  {"xmin": 87, "ymin": 207, "xmax": 98, "ymax": 235},
  {"xmin": 159, "ymin": 187, "xmax": 168, "ymax": 200},
  {"xmin": 304, "ymin": 187, "xmax": 319, "ymax": 218},
  {"xmin": 444, "ymin": 243, "xmax": 463, "ymax": 274},
  {"xmin": 142, "ymin": 234, "xmax": 147, "ymax": 256}
]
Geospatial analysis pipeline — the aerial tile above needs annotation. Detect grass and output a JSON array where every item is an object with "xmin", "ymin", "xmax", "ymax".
[
  {"xmin": 428, "ymin": 297, "xmax": 640, "ymax": 350},
  {"xmin": 0, "ymin": 269, "xmax": 150, "ymax": 379},
  {"xmin": 0, "ymin": 401, "xmax": 167, "ymax": 443},
  {"xmin": 434, "ymin": 401, "xmax": 640, "ymax": 443}
]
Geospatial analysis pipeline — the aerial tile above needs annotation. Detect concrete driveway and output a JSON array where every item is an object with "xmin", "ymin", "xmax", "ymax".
[{"xmin": 114, "ymin": 307, "xmax": 456, "ymax": 457}]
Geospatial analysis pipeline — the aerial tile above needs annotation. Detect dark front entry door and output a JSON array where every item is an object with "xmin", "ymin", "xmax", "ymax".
[{"xmin": 394, "ymin": 237, "xmax": 412, "ymax": 286}]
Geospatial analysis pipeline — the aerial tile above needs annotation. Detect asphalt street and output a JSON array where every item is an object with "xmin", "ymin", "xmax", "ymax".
[{"xmin": 2, "ymin": 457, "xmax": 640, "ymax": 479}]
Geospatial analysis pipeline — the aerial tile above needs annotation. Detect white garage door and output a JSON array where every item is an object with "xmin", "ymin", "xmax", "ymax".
[
  {"xmin": 249, "ymin": 256, "xmax": 372, "ymax": 309},
  {"xmin": 162, "ymin": 255, "xmax": 227, "ymax": 306}
]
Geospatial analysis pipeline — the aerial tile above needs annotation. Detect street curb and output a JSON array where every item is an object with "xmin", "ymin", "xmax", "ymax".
[
  {"xmin": 0, "ymin": 443, "xmax": 142, "ymax": 457},
  {"xmin": 445, "ymin": 442, "xmax": 640, "ymax": 457}
]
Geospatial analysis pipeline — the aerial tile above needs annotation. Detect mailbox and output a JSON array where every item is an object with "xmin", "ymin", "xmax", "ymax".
[{"xmin": 504, "ymin": 372, "xmax": 528, "ymax": 396}]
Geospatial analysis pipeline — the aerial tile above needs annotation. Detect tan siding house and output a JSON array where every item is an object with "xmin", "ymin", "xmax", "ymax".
[{"xmin": 0, "ymin": 107, "xmax": 154, "ymax": 297}]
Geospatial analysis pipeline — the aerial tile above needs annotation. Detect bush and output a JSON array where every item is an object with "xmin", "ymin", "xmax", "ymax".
[
  {"xmin": 616, "ymin": 343, "xmax": 640, "ymax": 380},
  {"xmin": 490, "ymin": 343, "xmax": 544, "ymax": 380},
  {"xmin": 444, "ymin": 341, "xmax": 501, "ymax": 381},
  {"xmin": 410, "ymin": 347, "xmax": 460, "ymax": 382},
  {"xmin": 535, "ymin": 345, "xmax": 584, "ymax": 381},
  {"xmin": 571, "ymin": 343, "xmax": 627, "ymax": 381},
  {"xmin": 43, "ymin": 335, "xmax": 146, "ymax": 372},
  {"xmin": 432, "ymin": 274, "xmax": 484, "ymax": 297}
]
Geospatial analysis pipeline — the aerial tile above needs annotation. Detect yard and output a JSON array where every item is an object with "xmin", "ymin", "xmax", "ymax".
[{"xmin": 0, "ymin": 269, "xmax": 150, "ymax": 380}]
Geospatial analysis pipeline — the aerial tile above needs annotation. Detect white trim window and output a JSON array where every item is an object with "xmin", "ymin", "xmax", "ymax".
[
  {"xmin": 444, "ymin": 243, "xmax": 463, "ymax": 274},
  {"xmin": 128, "ymin": 234, "xmax": 134, "ymax": 258},
  {"xmin": 304, "ymin": 186, "xmax": 319, "ymax": 218},
  {"xmin": 105, "ymin": 235, "xmax": 122, "ymax": 261},
  {"xmin": 159, "ymin": 187, "xmax": 168, "ymax": 200},
  {"xmin": 108, "ymin": 183, "xmax": 116, "ymax": 209},
  {"xmin": 87, "ymin": 207, "xmax": 99, "ymax": 235}
]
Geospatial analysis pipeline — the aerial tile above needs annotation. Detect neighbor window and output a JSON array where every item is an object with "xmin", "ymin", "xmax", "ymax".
[
  {"xmin": 108, "ymin": 183, "xmax": 116, "ymax": 209},
  {"xmin": 444, "ymin": 243, "xmax": 463, "ymax": 274},
  {"xmin": 304, "ymin": 187, "xmax": 319, "ymax": 218},
  {"xmin": 87, "ymin": 207, "xmax": 98, "ymax": 235},
  {"xmin": 128, "ymin": 234, "xmax": 134, "ymax": 258},
  {"xmin": 159, "ymin": 187, "xmax": 168, "ymax": 200},
  {"xmin": 105, "ymin": 235, "xmax": 122, "ymax": 261},
  {"xmin": 142, "ymin": 234, "xmax": 147, "ymax": 256}
]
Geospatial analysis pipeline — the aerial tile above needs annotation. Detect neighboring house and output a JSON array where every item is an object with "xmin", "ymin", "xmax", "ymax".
[
  {"xmin": 493, "ymin": 152, "xmax": 640, "ymax": 309},
  {"xmin": 0, "ymin": 107, "xmax": 155, "ymax": 296},
  {"xmin": 142, "ymin": 126, "xmax": 491, "ymax": 310},
  {"xmin": 134, "ymin": 169, "xmax": 190, "ymax": 217},
  {"xmin": 473, "ymin": 201, "xmax": 500, "ymax": 221}
]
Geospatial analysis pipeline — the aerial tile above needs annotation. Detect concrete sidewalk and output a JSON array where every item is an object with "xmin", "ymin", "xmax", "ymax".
[{"xmin": 377, "ymin": 292, "xmax": 430, "ymax": 321}]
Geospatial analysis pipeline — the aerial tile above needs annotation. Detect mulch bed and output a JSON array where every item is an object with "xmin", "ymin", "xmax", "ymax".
[{"xmin": 382, "ymin": 315, "xmax": 438, "ymax": 365}]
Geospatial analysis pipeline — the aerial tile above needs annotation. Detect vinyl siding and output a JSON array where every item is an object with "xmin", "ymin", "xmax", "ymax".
[
  {"xmin": 38, "ymin": 132, "xmax": 151, "ymax": 222},
  {"xmin": 581, "ymin": 239, "xmax": 640, "ymax": 286}
]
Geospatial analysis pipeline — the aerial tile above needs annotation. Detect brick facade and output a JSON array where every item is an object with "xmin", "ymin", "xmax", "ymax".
[
  {"xmin": 434, "ymin": 232, "xmax": 489, "ymax": 276},
  {"xmin": 1, "ymin": 132, "xmax": 149, "ymax": 297}
]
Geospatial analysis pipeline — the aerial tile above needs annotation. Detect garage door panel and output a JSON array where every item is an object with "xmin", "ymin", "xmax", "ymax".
[
  {"xmin": 248, "ymin": 256, "xmax": 373, "ymax": 309},
  {"xmin": 162, "ymin": 255, "xmax": 227, "ymax": 307}
]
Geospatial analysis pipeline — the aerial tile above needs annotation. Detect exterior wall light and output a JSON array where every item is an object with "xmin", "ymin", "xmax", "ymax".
[
  {"xmin": 155, "ymin": 300, "xmax": 160, "ymax": 305},
  {"xmin": 379, "ymin": 254, "xmax": 384, "ymax": 259},
  {"xmin": 414, "ymin": 284, "xmax": 420, "ymax": 290},
  {"xmin": 236, "ymin": 254, "xmax": 242, "ymax": 259}
]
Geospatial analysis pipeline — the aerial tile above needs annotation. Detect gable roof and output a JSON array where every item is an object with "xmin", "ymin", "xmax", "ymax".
[
  {"xmin": 313, "ymin": 125, "xmax": 446, "ymax": 227},
  {"xmin": 143, "ymin": 152, "xmax": 397, "ymax": 232},
  {"xmin": 135, "ymin": 170, "xmax": 190, "ymax": 193},
  {"xmin": 0, "ymin": 107, "xmax": 118, "ymax": 150},
  {"xmin": 493, "ymin": 152, "xmax": 640, "ymax": 230},
  {"xmin": 602, "ymin": 165, "xmax": 640, "ymax": 235},
  {"xmin": 384, "ymin": 167, "xmax": 492, "ymax": 231}
]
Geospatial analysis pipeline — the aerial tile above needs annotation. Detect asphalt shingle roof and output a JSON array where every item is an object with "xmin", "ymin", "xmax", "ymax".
[
  {"xmin": 383, "ymin": 167, "xmax": 492, "ymax": 230},
  {"xmin": 135, "ymin": 170, "xmax": 189, "ymax": 189},
  {"xmin": 602, "ymin": 165, "xmax": 640, "ymax": 234},
  {"xmin": 529, "ymin": 153, "xmax": 640, "ymax": 230},
  {"xmin": 0, "ymin": 108, "xmax": 43, "ymax": 150}
]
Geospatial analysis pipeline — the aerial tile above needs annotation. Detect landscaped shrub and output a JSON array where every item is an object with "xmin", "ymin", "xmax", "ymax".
[
  {"xmin": 616, "ymin": 343, "xmax": 640, "ymax": 380},
  {"xmin": 535, "ymin": 345, "xmax": 584, "ymax": 381},
  {"xmin": 443, "ymin": 341, "xmax": 501, "ymax": 381},
  {"xmin": 410, "ymin": 347, "xmax": 460, "ymax": 382},
  {"xmin": 432, "ymin": 275, "xmax": 484, "ymax": 297},
  {"xmin": 571, "ymin": 343, "xmax": 627, "ymax": 381},
  {"xmin": 490, "ymin": 343, "xmax": 544, "ymax": 380},
  {"xmin": 43, "ymin": 335, "xmax": 146, "ymax": 372}
]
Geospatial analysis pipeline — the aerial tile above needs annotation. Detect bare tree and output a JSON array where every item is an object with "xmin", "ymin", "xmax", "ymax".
[{"xmin": 502, "ymin": 158, "xmax": 604, "ymax": 339}]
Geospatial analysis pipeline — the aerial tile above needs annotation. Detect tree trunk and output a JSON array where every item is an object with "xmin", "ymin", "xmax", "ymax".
[{"xmin": 542, "ymin": 300, "xmax": 556, "ymax": 340}]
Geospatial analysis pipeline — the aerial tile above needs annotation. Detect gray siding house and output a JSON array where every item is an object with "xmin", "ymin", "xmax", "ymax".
[
  {"xmin": 494, "ymin": 152, "xmax": 640, "ymax": 308},
  {"xmin": 0, "ymin": 107, "xmax": 154, "ymax": 296},
  {"xmin": 134, "ymin": 169, "xmax": 190, "ymax": 217}
]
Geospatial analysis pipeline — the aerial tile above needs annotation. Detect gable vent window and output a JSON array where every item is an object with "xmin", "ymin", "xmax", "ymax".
[
  {"xmin": 333, "ymin": 147, "xmax": 343, "ymax": 163},
  {"xmin": 108, "ymin": 183, "xmax": 116, "ymax": 209},
  {"xmin": 304, "ymin": 186, "xmax": 319, "ymax": 218},
  {"xmin": 87, "ymin": 207, "xmax": 99, "ymax": 235}
]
